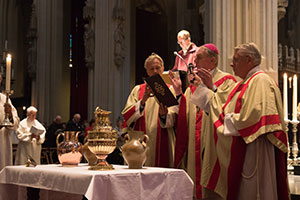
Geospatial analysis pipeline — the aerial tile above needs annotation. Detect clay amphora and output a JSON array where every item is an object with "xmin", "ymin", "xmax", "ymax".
[
  {"xmin": 122, "ymin": 130, "xmax": 149, "ymax": 169},
  {"xmin": 56, "ymin": 131, "xmax": 82, "ymax": 166}
]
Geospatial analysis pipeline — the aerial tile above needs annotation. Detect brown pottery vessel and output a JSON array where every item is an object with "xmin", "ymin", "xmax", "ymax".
[{"xmin": 122, "ymin": 130, "xmax": 149, "ymax": 169}]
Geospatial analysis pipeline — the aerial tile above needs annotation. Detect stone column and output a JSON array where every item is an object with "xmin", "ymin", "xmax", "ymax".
[
  {"xmin": 0, "ymin": 0, "xmax": 9, "ymax": 51},
  {"xmin": 35, "ymin": 0, "xmax": 70, "ymax": 124},
  {"xmin": 83, "ymin": 0, "xmax": 95, "ymax": 121},
  {"xmin": 0, "ymin": 0, "xmax": 25, "ymax": 104},
  {"xmin": 92, "ymin": 0, "xmax": 132, "ymax": 124},
  {"xmin": 0, "ymin": 0, "xmax": 9, "ymax": 80},
  {"xmin": 205, "ymin": 0, "xmax": 278, "ymax": 81}
]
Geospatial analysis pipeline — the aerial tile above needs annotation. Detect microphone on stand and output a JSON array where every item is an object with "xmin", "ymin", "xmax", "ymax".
[{"xmin": 173, "ymin": 51, "xmax": 188, "ymax": 71}]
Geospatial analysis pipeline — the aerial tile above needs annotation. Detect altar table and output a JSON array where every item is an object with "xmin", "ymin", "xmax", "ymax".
[
  {"xmin": 289, "ymin": 173, "xmax": 300, "ymax": 200},
  {"xmin": 0, "ymin": 164, "xmax": 193, "ymax": 200}
]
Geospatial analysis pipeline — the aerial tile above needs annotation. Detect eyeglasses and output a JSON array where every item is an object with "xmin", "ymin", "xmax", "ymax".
[{"xmin": 177, "ymin": 39, "xmax": 187, "ymax": 45}]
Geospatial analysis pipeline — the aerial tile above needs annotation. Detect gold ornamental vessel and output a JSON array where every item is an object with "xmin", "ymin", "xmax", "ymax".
[{"xmin": 87, "ymin": 107, "xmax": 118, "ymax": 170}]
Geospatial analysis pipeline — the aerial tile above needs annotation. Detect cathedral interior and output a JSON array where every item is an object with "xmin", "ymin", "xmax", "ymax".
[
  {"xmin": 0, "ymin": 0, "xmax": 298, "ymax": 127},
  {"xmin": 1, "ymin": 0, "xmax": 208, "ymax": 126},
  {"xmin": 1, "ymin": 0, "xmax": 300, "ymax": 199}
]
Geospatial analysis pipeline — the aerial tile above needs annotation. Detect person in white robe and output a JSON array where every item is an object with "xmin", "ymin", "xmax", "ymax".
[
  {"xmin": 15, "ymin": 106, "xmax": 46, "ymax": 165},
  {"xmin": 0, "ymin": 74, "xmax": 20, "ymax": 170}
]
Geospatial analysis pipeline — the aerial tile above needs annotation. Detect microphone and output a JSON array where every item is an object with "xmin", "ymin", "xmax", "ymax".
[
  {"xmin": 173, "ymin": 51, "xmax": 188, "ymax": 70},
  {"xmin": 188, "ymin": 63, "xmax": 194, "ymax": 74},
  {"xmin": 188, "ymin": 63, "xmax": 196, "ymax": 84}
]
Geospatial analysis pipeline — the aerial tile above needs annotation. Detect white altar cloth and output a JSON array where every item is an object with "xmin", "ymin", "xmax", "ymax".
[
  {"xmin": 289, "ymin": 174, "xmax": 300, "ymax": 195},
  {"xmin": 0, "ymin": 164, "xmax": 193, "ymax": 200}
]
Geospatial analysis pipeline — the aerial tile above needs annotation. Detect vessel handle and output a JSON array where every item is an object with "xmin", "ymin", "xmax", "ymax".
[
  {"xmin": 56, "ymin": 132, "xmax": 64, "ymax": 147},
  {"xmin": 75, "ymin": 131, "xmax": 81, "ymax": 142},
  {"xmin": 141, "ymin": 134, "xmax": 149, "ymax": 149},
  {"xmin": 124, "ymin": 133, "xmax": 130, "ymax": 142},
  {"xmin": 143, "ymin": 134, "xmax": 149, "ymax": 143}
]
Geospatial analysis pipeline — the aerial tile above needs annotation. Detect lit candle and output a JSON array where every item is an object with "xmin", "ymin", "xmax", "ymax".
[
  {"xmin": 289, "ymin": 77, "xmax": 292, "ymax": 88},
  {"xmin": 283, "ymin": 73, "xmax": 288, "ymax": 121},
  {"xmin": 292, "ymin": 74, "xmax": 298, "ymax": 121},
  {"xmin": 5, "ymin": 54, "xmax": 11, "ymax": 91}
]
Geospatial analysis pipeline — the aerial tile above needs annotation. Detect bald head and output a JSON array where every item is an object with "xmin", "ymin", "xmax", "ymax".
[
  {"xmin": 55, "ymin": 115, "xmax": 62, "ymax": 124},
  {"xmin": 73, "ymin": 113, "xmax": 81, "ymax": 123}
]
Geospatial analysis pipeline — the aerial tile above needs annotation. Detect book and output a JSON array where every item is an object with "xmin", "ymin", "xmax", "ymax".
[
  {"xmin": 30, "ymin": 125, "xmax": 44, "ymax": 136},
  {"xmin": 161, "ymin": 71, "xmax": 179, "ymax": 85},
  {"xmin": 145, "ymin": 74, "xmax": 178, "ymax": 107}
]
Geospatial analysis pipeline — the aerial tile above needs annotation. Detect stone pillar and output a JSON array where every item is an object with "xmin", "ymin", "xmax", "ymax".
[
  {"xmin": 35, "ymin": 0, "xmax": 70, "ymax": 124},
  {"xmin": 0, "ymin": 0, "xmax": 9, "ymax": 51},
  {"xmin": 83, "ymin": 0, "xmax": 95, "ymax": 121},
  {"xmin": 92, "ymin": 0, "xmax": 131, "ymax": 124},
  {"xmin": 0, "ymin": 0, "xmax": 25, "ymax": 103},
  {"xmin": 205, "ymin": 0, "xmax": 278, "ymax": 81},
  {"xmin": 0, "ymin": 0, "xmax": 9, "ymax": 80}
]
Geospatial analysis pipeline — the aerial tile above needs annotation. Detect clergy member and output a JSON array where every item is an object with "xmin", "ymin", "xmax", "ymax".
[
  {"xmin": 168, "ymin": 44, "xmax": 236, "ymax": 199},
  {"xmin": 122, "ymin": 53, "xmax": 176, "ymax": 167},
  {"xmin": 0, "ymin": 73, "xmax": 20, "ymax": 170},
  {"xmin": 15, "ymin": 106, "xmax": 46, "ymax": 165},
  {"xmin": 191, "ymin": 42, "xmax": 289, "ymax": 200},
  {"xmin": 172, "ymin": 30, "xmax": 198, "ymax": 92}
]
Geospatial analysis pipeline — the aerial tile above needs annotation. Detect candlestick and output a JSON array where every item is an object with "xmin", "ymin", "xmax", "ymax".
[
  {"xmin": 5, "ymin": 54, "xmax": 11, "ymax": 91},
  {"xmin": 283, "ymin": 73, "xmax": 288, "ymax": 121},
  {"xmin": 286, "ymin": 120, "xmax": 293, "ymax": 170},
  {"xmin": 291, "ymin": 120, "xmax": 299, "ymax": 165},
  {"xmin": 292, "ymin": 74, "xmax": 298, "ymax": 121},
  {"xmin": 289, "ymin": 77, "xmax": 292, "ymax": 89}
]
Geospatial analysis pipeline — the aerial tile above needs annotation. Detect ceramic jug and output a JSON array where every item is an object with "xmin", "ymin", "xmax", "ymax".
[
  {"xmin": 122, "ymin": 130, "xmax": 149, "ymax": 169},
  {"xmin": 56, "ymin": 131, "xmax": 82, "ymax": 166}
]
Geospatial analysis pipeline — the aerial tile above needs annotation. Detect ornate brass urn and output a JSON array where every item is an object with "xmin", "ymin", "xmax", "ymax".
[{"xmin": 87, "ymin": 107, "xmax": 118, "ymax": 170}]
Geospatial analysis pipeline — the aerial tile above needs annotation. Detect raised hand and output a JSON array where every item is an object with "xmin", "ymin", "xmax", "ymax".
[
  {"xmin": 197, "ymin": 68, "xmax": 213, "ymax": 89},
  {"xmin": 168, "ymin": 71, "xmax": 182, "ymax": 96},
  {"xmin": 188, "ymin": 69, "xmax": 202, "ymax": 87}
]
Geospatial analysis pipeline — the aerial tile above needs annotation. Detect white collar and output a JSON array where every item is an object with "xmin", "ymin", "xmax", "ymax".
[
  {"xmin": 182, "ymin": 43, "xmax": 192, "ymax": 55},
  {"xmin": 244, "ymin": 65, "xmax": 261, "ymax": 80},
  {"xmin": 210, "ymin": 68, "xmax": 216, "ymax": 75}
]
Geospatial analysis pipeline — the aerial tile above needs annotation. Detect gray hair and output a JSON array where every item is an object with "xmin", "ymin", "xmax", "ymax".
[
  {"xmin": 200, "ymin": 46, "xmax": 219, "ymax": 67},
  {"xmin": 27, "ymin": 106, "xmax": 38, "ymax": 113},
  {"xmin": 144, "ymin": 53, "xmax": 164, "ymax": 69},
  {"xmin": 234, "ymin": 42, "xmax": 262, "ymax": 66}
]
